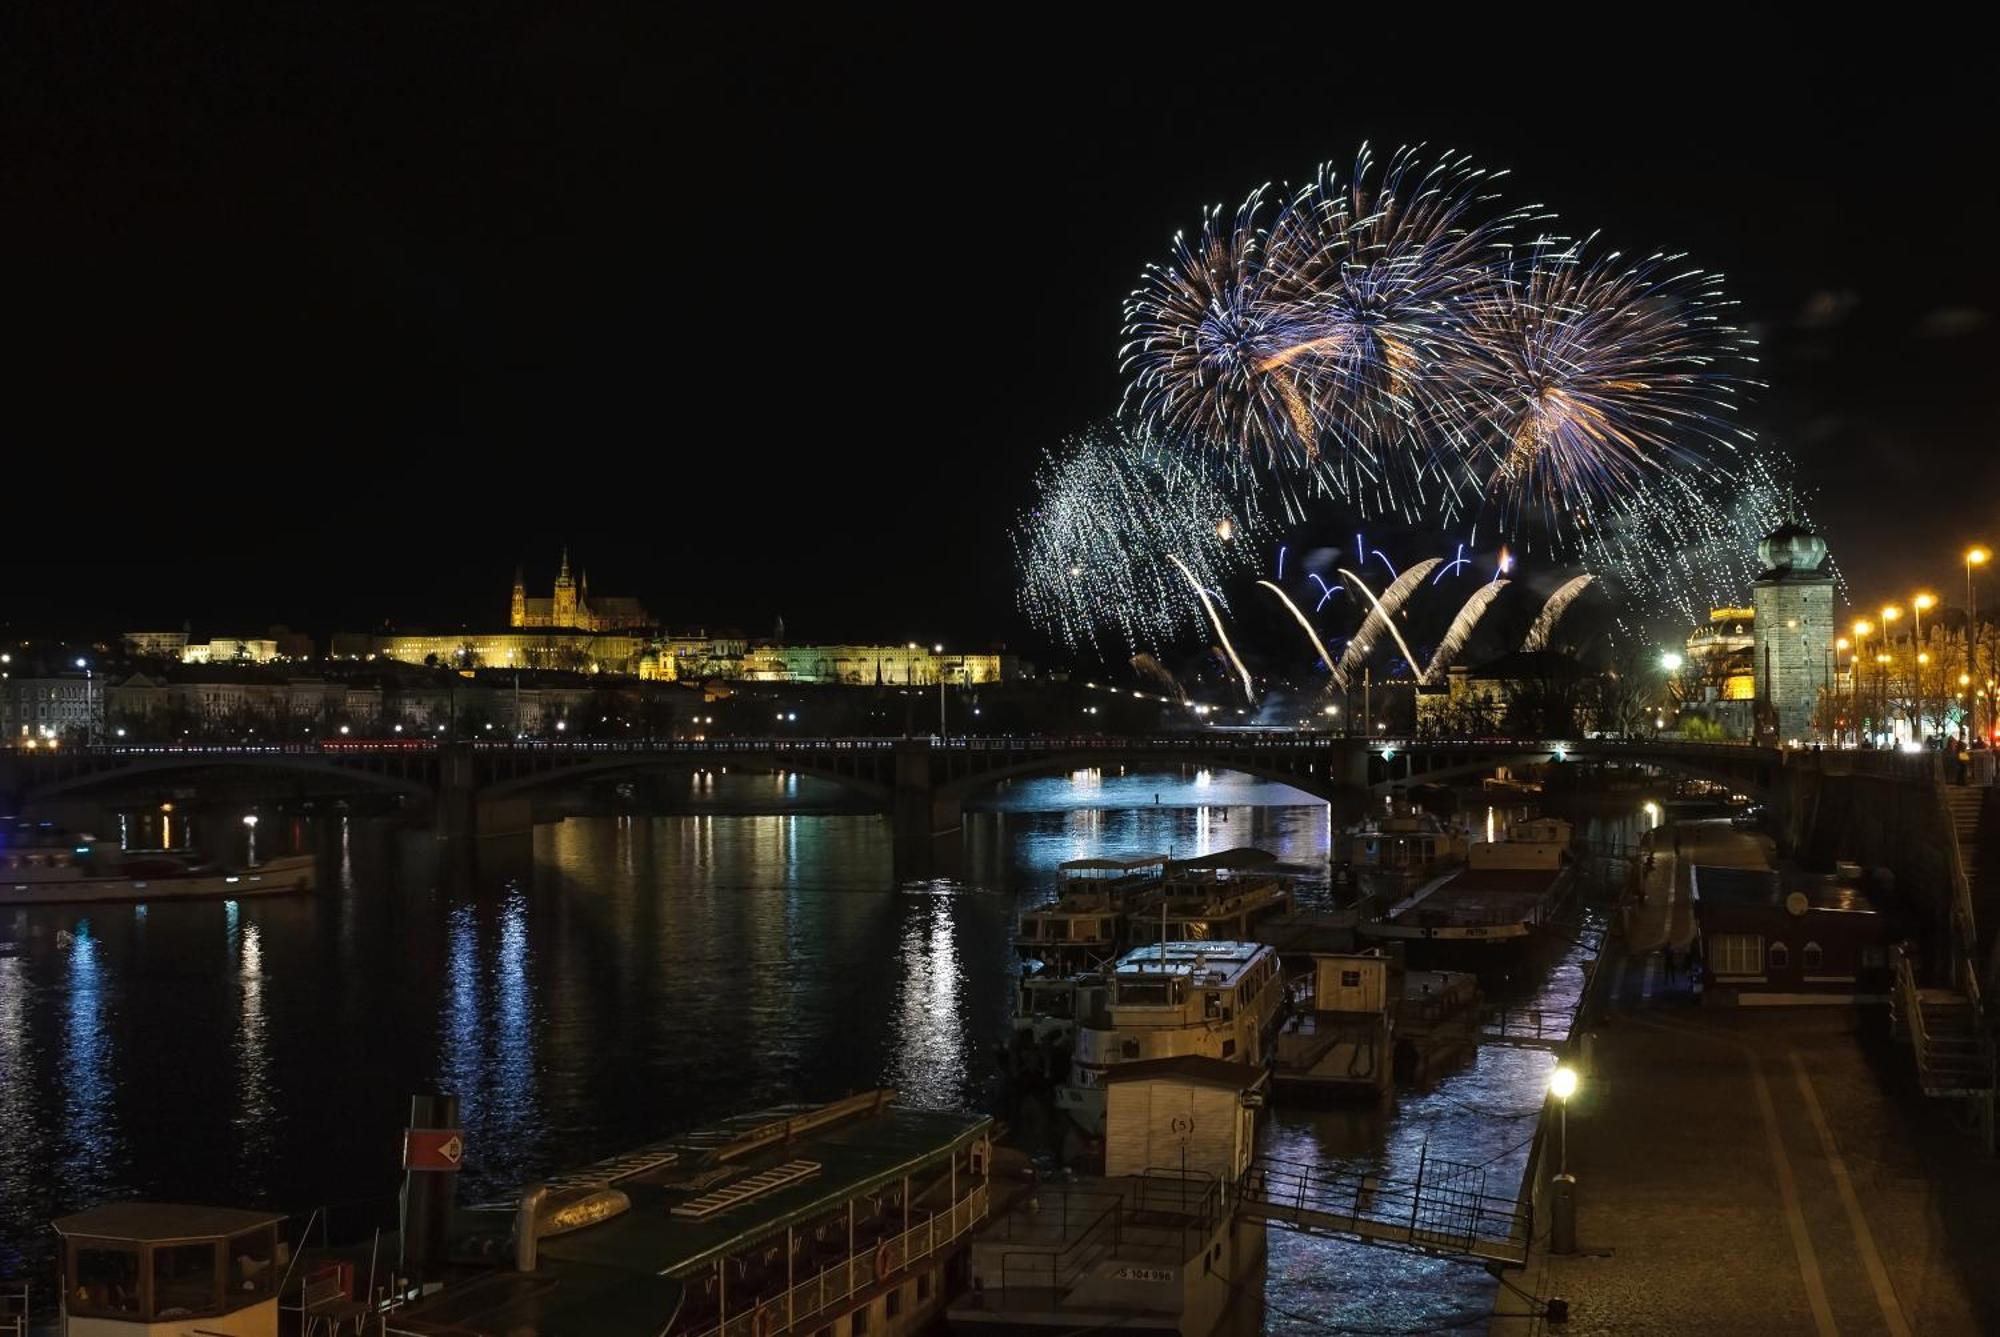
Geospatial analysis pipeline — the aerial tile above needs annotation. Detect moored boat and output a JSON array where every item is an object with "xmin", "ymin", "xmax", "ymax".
[
  {"xmin": 1356, "ymin": 816, "xmax": 1576, "ymax": 970},
  {"xmin": 1, "ymin": 825, "xmax": 314, "ymax": 905},
  {"xmin": 1055, "ymin": 940, "xmax": 1286, "ymax": 1140}
]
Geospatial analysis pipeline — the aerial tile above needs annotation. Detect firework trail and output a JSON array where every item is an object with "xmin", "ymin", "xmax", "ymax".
[
  {"xmin": 1170, "ymin": 554, "xmax": 1256, "ymax": 703},
  {"xmin": 1423, "ymin": 580, "xmax": 1510, "ymax": 683},
  {"xmin": 1014, "ymin": 425, "xmax": 1266, "ymax": 653},
  {"xmin": 1336, "ymin": 558, "xmax": 1442, "ymax": 680},
  {"xmin": 1467, "ymin": 234, "xmax": 1758, "ymax": 522},
  {"xmin": 1521, "ymin": 573, "xmax": 1596, "ymax": 652},
  {"xmin": 1579, "ymin": 452, "xmax": 1839, "ymax": 628},
  {"xmin": 1257, "ymin": 580, "xmax": 1345, "ymax": 690},
  {"xmin": 1131, "ymin": 653, "xmax": 1185, "ymax": 700}
]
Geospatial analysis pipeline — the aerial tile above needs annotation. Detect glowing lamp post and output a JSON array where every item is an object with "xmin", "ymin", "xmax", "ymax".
[
  {"xmin": 243, "ymin": 813, "xmax": 259, "ymax": 867},
  {"xmin": 1970, "ymin": 548, "xmax": 1990, "ymax": 739},
  {"xmin": 1549, "ymin": 1063, "xmax": 1581, "ymax": 1255}
]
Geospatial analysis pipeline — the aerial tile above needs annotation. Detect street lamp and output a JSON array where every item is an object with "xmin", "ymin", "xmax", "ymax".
[
  {"xmin": 1549, "ymin": 1063, "xmax": 1581, "ymax": 1255},
  {"xmin": 1970, "ymin": 548, "xmax": 1990, "ymax": 739}
]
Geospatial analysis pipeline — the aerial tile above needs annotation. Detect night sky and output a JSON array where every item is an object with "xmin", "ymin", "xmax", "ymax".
[{"xmin": 7, "ymin": 17, "xmax": 1996, "ymax": 647}]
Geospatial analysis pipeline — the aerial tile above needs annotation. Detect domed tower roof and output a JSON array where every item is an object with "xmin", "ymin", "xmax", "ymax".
[{"xmin": 1756, "ymin": 521, "xmax": 1828, "ymax": 579}]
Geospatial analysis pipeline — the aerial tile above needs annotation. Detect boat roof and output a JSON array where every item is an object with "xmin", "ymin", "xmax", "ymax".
[
  {"xmin": 460, "ymin": 1093, "xmax": 988, "ymax": 1282},
  {"xmin": 54, "ymin": 1202, "xmax": 283, "ymax": 1242},
  {"xmin": 1113, "ymin": 940, "xmax": 1269, "ymax": 980},
  {"xmin": 1167, "ymin": 847, "xmax": 1278, "ymax": 871},
  {"xmin": 1061, "ymin": 853, "xmax": 1168, "ymax": 871}
]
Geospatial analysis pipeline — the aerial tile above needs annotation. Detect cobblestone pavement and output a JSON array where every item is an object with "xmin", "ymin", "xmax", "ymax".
[{"xmin": 1492, "ymin": 819, "xmax": 2000, "ymax": 1336}]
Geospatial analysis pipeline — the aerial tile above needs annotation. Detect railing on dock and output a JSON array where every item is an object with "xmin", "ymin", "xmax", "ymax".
[
  {"xmin": 0, "ymin": 1282, "xmax": 27, "ymax": 1337},
  {"xmin": 1480, "ymin": 1006, "xmax": 1572, "ymax": 1052},
  {"xmin": 688, "ymin": 1185, "xmax": 987, "ymax": 1337},
  {"xmin": 1237, "ymin": 1152, "xmax": 1529, "ymax": 1266}
]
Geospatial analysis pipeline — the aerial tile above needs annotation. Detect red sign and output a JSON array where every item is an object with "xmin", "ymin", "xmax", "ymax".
[{"xmin": 404, "ymin": 1128, "xmax": 465, "ymax": 1171}]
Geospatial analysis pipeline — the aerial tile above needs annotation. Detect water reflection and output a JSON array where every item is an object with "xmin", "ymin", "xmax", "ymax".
[
  {"xmin": 59, "ymin": 922, "xmax": 118, "ymax": 1205},
  {"xmin": 232, "ymin": 909, "xmax": 274, "ymax": 1181},
  {"xmin": 888, "ymin": 885, "xmax": 967, "ymax": 1108}
]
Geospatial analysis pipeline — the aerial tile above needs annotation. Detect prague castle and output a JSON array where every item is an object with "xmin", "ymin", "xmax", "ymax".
[{"xmin": 510, "ymin": 550, "xmax": 652, "ymax": 631}]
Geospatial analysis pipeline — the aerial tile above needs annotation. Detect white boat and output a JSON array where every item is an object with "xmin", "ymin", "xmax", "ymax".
[
  {"xmin": 1055, "ymin": 940, "xmax": 1287, "ymax": 1139},
  {"xmin": 1, "ymin": 828, "xmax": 315, "ymax": 905}
]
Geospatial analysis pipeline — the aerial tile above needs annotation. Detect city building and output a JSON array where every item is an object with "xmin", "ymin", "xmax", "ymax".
[
  {"xmin": 1678, "ymin": 608, "xmax": 1758, "ymax": 738},
  {"xmin": 2, "ymin": 670, "xmax": 102, "ymax": 743},
  {"xmin": 122, "ymin": 630, "xmax": 189, "ymax": 659},
  {"xmin": 510, "ymin": 550, "xmax": 651, "ymax": 631},
  {"xmin": 1417, "ymin": 651, "xmax": 1598, "ymax": 736},
  {"xmin": 340, "ymin": 629, "xmax": 658, "ymax": 677},
  {"xmin": 735, "ymin": 643, "xmax": 1017, "ymax": 687},
  {"xmin": 182, "ymin": 638, "xmax": 281, "ymax": 664},
  {"xmin": 1751, "ymin": 522, "xmax": 1837, "ymax": 744}
]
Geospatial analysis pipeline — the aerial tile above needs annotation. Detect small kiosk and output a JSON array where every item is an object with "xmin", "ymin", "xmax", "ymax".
[{"xmin": 52, "ymin": 1203, "xmax": 282, "ymax": 1336}]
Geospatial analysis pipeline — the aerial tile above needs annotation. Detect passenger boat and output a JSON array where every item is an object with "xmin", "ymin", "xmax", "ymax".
[
  {"xmin": 1356, "ymin": 816, "xmax": 1576, "ymax": 970},
  {"xmin": 1055, "ymin": 940, "xmax": 1287, "ymax": 1139},
  {"xmin": 1333, "ymin": 800, "xmax": 1471, "ymax": 891},
  {"xmin": 0, "ymin": 825, "xmax": 314, "ymax": 905},
  {"xmin": 1126, "ymin": 847, "xmax": 1292, "ymax": 945},
  {"xmin": 1013, "ymin": 853, "xmax": 1167, "ymax": 974},
  {"xmin": 998, "ymin": 968, "xmax": 1107, "ymax": 1085}
]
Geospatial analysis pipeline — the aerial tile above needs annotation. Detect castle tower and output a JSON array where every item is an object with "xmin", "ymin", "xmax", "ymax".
[
  {"xmin": 553, "ymin": 547, "xmax": 577, "ymax": 627},
  {"xmin": 510, "ymin": 566, "xmax": 527, "ymax": 628},
  {"xmin": 1752, "ymin": 521, "xmax": 1836, "ymax": 744}
]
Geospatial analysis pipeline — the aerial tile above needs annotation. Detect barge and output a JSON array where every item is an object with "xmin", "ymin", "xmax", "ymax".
[{"xmin": 1356, "ymin": 817, "xmax": 1575, "ymax": 970}]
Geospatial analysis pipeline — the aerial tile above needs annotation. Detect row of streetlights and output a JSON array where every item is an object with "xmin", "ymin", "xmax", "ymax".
[{"xmin": 1842, "ymin": 546, "xmax": 1989, "ymax": 746}]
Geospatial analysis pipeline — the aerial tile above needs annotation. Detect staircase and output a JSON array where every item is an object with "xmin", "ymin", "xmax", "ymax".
[{"xmin": 1945, "ymin": 787, "xmax": 2000, "ymax": 976}]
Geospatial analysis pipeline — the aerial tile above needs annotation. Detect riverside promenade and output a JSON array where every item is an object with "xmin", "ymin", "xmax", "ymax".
[{"xmin": 1493, "ymin": 819, "xmax": 2000, "ymax": 1335}]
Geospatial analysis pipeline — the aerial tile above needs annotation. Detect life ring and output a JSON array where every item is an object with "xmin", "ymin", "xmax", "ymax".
[{"xmin": 873, "ymin": 1240, "xmax": 891, "ymax": 1283}]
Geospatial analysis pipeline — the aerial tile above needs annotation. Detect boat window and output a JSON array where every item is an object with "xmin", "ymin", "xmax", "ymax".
[
  {"xmin": 887, "ymin": 1287, "xmax": 903, "ymax": 1319},
  {"xmin": 154, "ymin": 1240, "xmax": 222, "ymax": 1317},
  {"xmin": 1119, "ymin": 980, "xmax": 1170, "ymax": 1006},
  {"xmin": 1221, "ymin": 1039, "xmax": 1236, "ymax": 1058},
  {"xmin": 1802, "ymin": 942, "xmax": 1823, "ymax": 971},
  {"xmin": 1767, "ymin": 941, "xmax": 1790, "ymax": 971},
  {"xmin": 1121, "ymin": 1039, "xmax": 1141, "ymax": 1058},
  {"xmin": 229, "ymin": 1228, "xmax": 275, "ymax": 1300},
  {"xmin": 1018, "ymin": 919, "xmax": 1038, "ymax": 938},
  {"xmin": 854, "ymin": 1301, "xmax": 871, "ymax": 1333},
  {"xmin": 1205, "ymin": 992, "xmax": 1222, "ymax": 1018},
  {"xmin": 70, "ymin": 1243, "xmax": 141, "ymax": 1317}
]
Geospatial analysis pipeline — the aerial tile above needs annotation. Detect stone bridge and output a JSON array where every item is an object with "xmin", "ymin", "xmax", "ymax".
[{"xmin": 1, "ymin": 733, "xmax": 1786, "ymax": 842}]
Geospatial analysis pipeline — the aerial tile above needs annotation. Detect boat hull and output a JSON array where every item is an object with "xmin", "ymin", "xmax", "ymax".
[{"xmin": 1, "ymin": 854, "xmax": 316, "ymax": 905}]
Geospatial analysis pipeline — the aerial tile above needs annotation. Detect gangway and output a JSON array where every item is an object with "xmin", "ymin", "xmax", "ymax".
[{"xmin": 1237, "ymin": 1152, "xmax": 1530, "ymax": 1267}]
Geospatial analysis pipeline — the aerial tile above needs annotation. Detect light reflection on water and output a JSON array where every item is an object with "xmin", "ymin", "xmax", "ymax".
[{"xmin": 0, "ymin": 770, "xmax": 1645, "ymax": 1332}]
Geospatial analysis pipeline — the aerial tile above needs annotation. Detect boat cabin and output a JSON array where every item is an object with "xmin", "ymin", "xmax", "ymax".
[
  {"xmin": 1015, "ymin": 854, "xmax": 1167, "ymax": 967},
  {"xmin": 52, "ymin": 1202, "xmax": 283, "ymax": 1336},
  {"xmin": 1691, "ymin": 865, "xmax": 1889, "ymax": 1005},
  {"xmin": 391, "ymin": 1090, "xmax": 991, "ymax": 1337},
  {"xmin": 1128, "ymin": 848, "xmax": 1290, "ymax": 944}
]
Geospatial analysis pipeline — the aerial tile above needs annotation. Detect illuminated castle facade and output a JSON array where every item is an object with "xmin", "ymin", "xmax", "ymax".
[{"xmin": 509, "ymin": 550, "xmax": 652, "ymax": 631}]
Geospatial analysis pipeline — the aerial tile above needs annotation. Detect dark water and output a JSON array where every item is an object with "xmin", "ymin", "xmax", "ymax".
[{"xmin": 0, "ymin": 769, "xmax": 1652, "ymax": 1331}]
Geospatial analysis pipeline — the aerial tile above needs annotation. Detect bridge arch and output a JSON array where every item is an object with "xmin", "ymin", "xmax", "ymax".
[
  {"xmin": 473, "ymin": 753, "xmax": 893, "ymax": 807},
  {"xmin": 934, "ymin": 749, "xmax": 1358, "ymax": 809},
  {"xmin": 18, "ymin": 755, "xmax": 436, "ymax": 804}
]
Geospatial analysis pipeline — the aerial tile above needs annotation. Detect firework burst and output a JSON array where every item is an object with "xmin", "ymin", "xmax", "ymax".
[
  {"xmin": 1014, "ymin": 425, "xmax": 1267, "ymax": 653},
  {"xmin": 1468, "ymin": 235, "xmax": 1759, "ymax": 522},
  {"xmin": 1122, "ymin": 145, "xmax": 1521, "ymax": 518}
]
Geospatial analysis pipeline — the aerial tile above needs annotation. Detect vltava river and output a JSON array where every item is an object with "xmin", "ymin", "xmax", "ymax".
[{"xmin": 0, "ymin": 767, "xmax": 1628, "ymax": 1331}]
